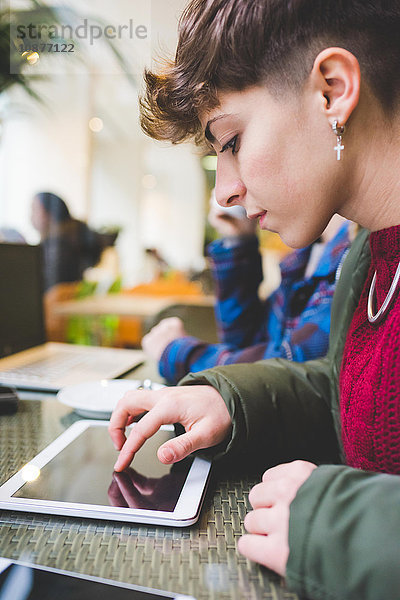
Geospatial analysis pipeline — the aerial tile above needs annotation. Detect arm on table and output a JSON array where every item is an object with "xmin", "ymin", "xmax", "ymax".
[{"xmin": 287, "ymin": 465, "xmax": 400, "ymax": 600}]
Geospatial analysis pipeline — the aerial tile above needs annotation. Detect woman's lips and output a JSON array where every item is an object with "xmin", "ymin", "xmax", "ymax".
[
  {"xmin": 248, "ymin": 211, "xmax": 268, "ymax": 227},
  {"xmin": 259, "ymin": 212, "xmax": 268, "ymax": 228}
]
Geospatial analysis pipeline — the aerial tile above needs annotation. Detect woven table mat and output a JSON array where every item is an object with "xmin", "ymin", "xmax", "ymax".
[{"xmin": 0, "ymin": 399, "xmax": 300, "ymax": 600}]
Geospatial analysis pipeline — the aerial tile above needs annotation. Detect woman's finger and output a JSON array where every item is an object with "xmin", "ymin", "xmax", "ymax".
[
  {"xmin": 108, "ymin": 390, "xmax": 157, "ymax": 450},
  {"xmin": 248, "ymin": 481, "xmax": 275, "ymax": 509},
  {"xmin": 244, "ymin": 508, "xmax": 276, "ymax": 535},
  {"xmin": 157, "ymin": 422, "xmax": 210, "ymax": 463},
  {"xmin": 237, "ymin": 533, "xmax": 288, "ymax": 577},
  {"xmin": 113, "ymin": 407, "xmax": 167, "ymax": 471}
]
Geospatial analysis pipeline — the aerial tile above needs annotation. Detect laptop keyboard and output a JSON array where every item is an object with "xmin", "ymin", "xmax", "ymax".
[{"xmin": 1, "ymin": 350, "xmax": 119, "ymax": 384}]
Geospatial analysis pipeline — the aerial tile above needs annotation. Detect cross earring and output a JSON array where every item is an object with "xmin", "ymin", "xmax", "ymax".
[{"xmin": 333, "ymin": 120, "xmax": 346, "ymax": 161}]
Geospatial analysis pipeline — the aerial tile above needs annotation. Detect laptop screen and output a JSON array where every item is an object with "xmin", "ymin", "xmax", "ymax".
[{"xmin": 0, "ymin": 243, "xmax": 45, "ymax": 358}]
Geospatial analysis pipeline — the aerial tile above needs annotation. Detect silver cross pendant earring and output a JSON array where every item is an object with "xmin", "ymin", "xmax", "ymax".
[{"xmin": 332, "ymin": 120, "xmax": 346, "ymax": 161}]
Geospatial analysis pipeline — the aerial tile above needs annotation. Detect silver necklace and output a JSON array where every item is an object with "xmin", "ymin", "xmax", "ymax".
[{"xmin": 367, "ymin": 262, "xmax": 400, "ymax": 324}]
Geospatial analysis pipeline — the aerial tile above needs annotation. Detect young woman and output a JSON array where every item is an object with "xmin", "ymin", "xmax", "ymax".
[{"xmin": 109, "ymin": 2, "xmax": 400, "ymax": 598}]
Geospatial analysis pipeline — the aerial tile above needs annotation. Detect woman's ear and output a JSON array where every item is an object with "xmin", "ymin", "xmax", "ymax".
[{"xmin": 310, "ymin": 47, "xmax": 361, "ymax": 127}]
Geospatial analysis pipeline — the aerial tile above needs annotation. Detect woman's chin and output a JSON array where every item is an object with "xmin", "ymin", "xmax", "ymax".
[{"xmin": 278, "ymin": 228, "xmax": 323, "ymax": 250}]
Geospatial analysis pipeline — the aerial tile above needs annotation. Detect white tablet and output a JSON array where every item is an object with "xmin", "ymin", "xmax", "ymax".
[
  {"xmin": 0, "ymin": 559, "xmax": 195, "ymax": 599},
  {"xmin": 0, "ymin": 421, "xmax": 211, "ymax": 527}
]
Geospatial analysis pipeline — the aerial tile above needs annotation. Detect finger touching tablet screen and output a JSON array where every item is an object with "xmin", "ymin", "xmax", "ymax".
[{"xmin": 0, "ymin": 421, "xmax": 211, "ymax": 526}]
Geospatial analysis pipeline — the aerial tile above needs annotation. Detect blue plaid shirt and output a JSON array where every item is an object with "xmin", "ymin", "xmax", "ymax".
[{"xmin": 159, "ymin": 222, "xmax": 351, "ymax": 384}]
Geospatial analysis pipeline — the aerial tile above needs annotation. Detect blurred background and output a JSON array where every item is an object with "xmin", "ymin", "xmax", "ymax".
[{"xmin": 0, "ymin": 0, "xmax": 287, "ymax": 348}]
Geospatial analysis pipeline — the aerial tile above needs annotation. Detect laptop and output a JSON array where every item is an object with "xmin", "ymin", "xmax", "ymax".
[{"xmin": 0, "ymin": 243, "xmax": 145, "ymax": 391}]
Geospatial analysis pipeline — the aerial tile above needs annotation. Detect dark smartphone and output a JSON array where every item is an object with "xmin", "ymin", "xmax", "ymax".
[
  {"xmin": 0, "ymin": 560, "xmax": 196, "ymax": 599},
  {"xmin": 0, "ymin": 385, "xmax": 19, "ymax": 415}
]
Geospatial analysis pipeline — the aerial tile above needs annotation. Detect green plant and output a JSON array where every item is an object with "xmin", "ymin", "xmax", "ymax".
[
  {"xmin": 0, "ymin": 1, "xmax": 58, "ymax": 99},
  {"xmin": 1, "ymin": 0, "xmax": 135, "ymax": 99}
]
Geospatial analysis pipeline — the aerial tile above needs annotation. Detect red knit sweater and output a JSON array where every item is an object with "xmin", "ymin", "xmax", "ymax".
[{"xmin": 340, "ymin": 224, "xmax": 400, "ymax": 475}]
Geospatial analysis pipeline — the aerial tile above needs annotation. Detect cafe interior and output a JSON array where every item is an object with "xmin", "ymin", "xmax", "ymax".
[{"xmin": 0, "ymin": 1, "xmax": 292, "ymax": 599}]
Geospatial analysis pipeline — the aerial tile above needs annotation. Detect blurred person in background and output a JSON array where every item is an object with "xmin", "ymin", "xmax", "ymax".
[
  {"xmin": 142, "ymin": 191, "xmax": 352, "ymax": 383},
  {"xmin": 31, "ymin": 192, "xmax": 117, "ymax": 291}
]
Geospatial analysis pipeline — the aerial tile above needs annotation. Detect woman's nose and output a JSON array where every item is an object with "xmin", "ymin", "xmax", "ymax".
[
  {"xmin": 214, "ymin": 161, "xmax": 246, "ymax": 208},
  {"xmin": 215, "ymin": 177, "xmax": 246, "ymax": 206}
]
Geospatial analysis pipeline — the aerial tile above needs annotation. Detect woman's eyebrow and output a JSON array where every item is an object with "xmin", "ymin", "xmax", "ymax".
[{"xmin": 204, "ymin": 114, "xmax": 230, "ymax": 143}]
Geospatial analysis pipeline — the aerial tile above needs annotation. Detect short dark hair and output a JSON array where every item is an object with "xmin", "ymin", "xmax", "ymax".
[
  {"xmin": 140, "ymin": 0, "xmax": 400, "ymax": 144},
  {"xmin": 35, "ymin": 192, "xmax": 71, "ymax": 223}
]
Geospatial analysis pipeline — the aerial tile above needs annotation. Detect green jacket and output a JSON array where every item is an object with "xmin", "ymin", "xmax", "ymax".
[{"xmin": 181, "ymin": 228, "xmax": 400, "ymax": 600}]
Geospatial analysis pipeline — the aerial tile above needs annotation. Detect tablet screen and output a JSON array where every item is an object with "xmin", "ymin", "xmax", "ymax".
[{"xmin": 12, "ymin": 427, "xmax": 193, "ymax": 513}]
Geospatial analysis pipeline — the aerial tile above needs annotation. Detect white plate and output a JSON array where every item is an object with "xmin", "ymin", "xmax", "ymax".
[{"xmin": 57, "ymin": 379, "xmax": 165, "ymax": 419}]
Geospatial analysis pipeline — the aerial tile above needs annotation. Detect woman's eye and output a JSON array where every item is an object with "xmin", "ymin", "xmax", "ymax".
[{"xmin": 220, "ymin": 135, "xmax": 239, "ymax": 155}]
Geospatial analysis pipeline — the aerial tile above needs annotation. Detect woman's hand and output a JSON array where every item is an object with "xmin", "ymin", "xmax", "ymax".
[
  {"xmin": 238, "ymin": 461, "xmax": 317, "ymax": 576},
  {"xmin": 142, "ymin": 317, "xmax": 187, "ymax": 362},
  {"xmin": 108, "ymin": 385, "xmax": 232, "ymax": 471}
]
